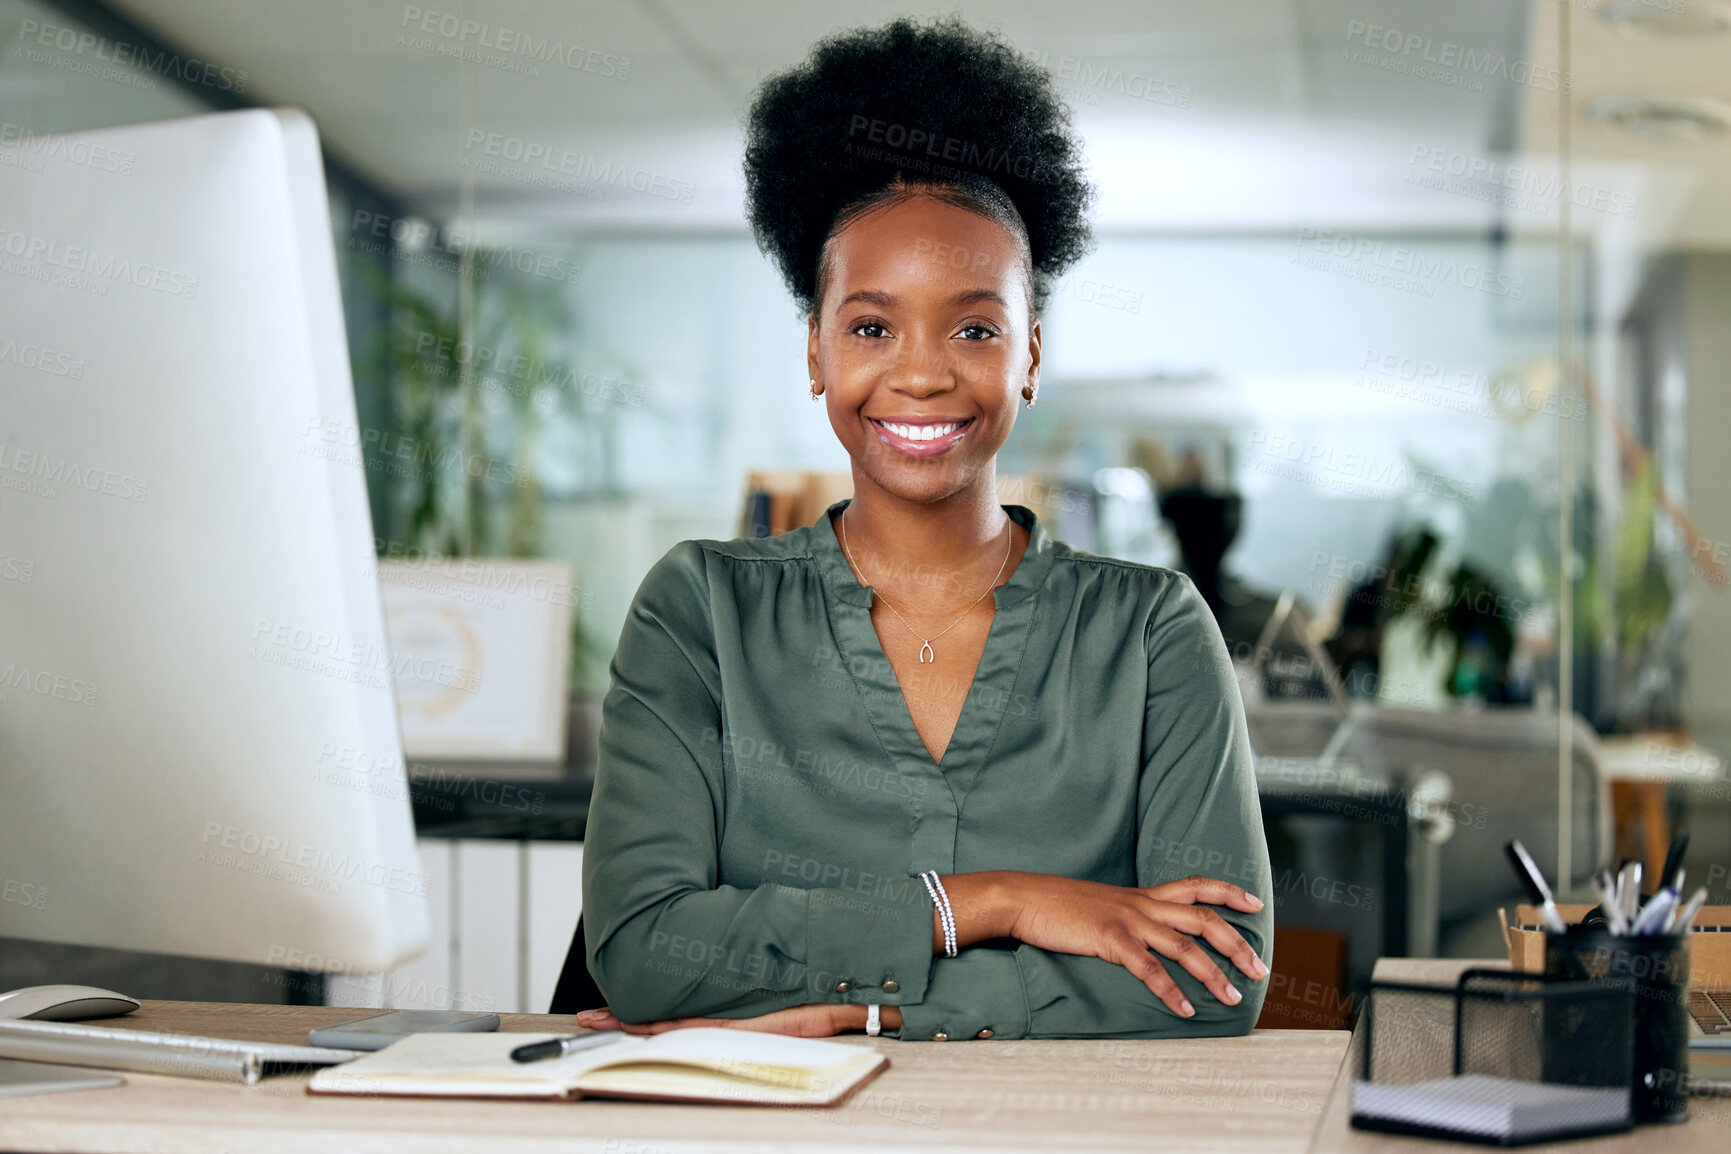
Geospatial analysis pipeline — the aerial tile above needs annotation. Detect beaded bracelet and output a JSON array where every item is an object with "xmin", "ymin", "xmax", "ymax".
[{"xmin": 919, "ymin": 870, "xmax": 958, "ymax": 957}]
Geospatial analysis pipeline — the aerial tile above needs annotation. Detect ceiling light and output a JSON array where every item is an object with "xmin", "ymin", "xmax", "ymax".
[
  {"xmin": 1584, "ymin": 95, "xmax": 1731, "ymax": 139},
  {"xmin": 1596, "ymin": 0, "xmax": 1731, "ymax": 37}
]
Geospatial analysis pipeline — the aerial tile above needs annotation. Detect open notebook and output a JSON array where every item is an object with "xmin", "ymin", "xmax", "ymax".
[{"xmin": 307, "ymin": 1028, "xmax": 887, "ymax": 1106}]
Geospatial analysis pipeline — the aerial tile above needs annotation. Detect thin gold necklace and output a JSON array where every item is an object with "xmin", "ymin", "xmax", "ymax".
[{"xmin": 839, "ymin": 506, "xmax": 1013, "ymax": 663}]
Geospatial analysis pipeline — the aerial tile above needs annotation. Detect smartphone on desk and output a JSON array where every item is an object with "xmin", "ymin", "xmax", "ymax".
[{"xmin": 308, "ymin": 1009, "xmax": 500, "ymax": 1051}]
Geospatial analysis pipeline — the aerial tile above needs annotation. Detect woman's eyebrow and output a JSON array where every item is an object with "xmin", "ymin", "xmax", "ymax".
[
  {"xmin": 834, "ymin": 287, "xmax": 1008, "ymax": 314},
  {"xmin": 836, "ymin": 288, "xmax": 896, "ymax": 312},
  {"xmin": 946, "ymin": 287, "xmax": 1008, "ymax": 309}
]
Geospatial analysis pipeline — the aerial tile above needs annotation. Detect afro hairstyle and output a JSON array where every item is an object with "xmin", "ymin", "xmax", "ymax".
[{"xmin": 742, "ymin": 15, "xmax": 1094, "ymax": 317}]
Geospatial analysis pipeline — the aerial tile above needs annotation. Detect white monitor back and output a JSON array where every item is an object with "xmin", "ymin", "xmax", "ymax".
[{"xmin": 0, "ymin": 108, "xmax": 428, "ymax": 972}]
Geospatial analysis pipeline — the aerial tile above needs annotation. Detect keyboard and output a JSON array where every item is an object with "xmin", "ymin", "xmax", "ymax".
[
  {"xmin": 0, "ymin": 1018, "xmax": 359, "ymax": 1084},
  {"xmin": 1690, "ymin": 989, "xmax": 1730, "ymax": 1036}
]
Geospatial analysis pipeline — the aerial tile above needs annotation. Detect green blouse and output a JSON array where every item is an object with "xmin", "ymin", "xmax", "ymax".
[{"xmin": 582, "ymin": 499, "xmax": 1272, "ymax": 1040}]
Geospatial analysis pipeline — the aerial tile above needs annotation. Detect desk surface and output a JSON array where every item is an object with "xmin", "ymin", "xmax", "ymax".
[
  {"xmin": 1, "ymin": 1001, "xmax": 1347, "ymax": 1154},
  {"xmin": 5, "ymin": 968, "xmax": 1726, "ymax": 1154}
]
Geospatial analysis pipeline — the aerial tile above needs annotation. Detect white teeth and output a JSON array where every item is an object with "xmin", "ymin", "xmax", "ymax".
[{"xmin": 883, "ymin": 421, "xmax": 961, "ymax": 442}]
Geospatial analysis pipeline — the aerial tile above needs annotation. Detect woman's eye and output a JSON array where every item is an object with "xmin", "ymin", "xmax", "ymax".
[
  {"xmin": 958, "ymin": 325, "xmax": 997, "ymax": 341},
  {"xmin": 851, "ymin": 322, "xmax": 887, "ymax": 339}
]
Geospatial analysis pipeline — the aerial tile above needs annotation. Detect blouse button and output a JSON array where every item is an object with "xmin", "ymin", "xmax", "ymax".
[
  {"xmin": 976, "ymin": 1028, "xmax": 994, "ymax": 1039},
  {"xmin": 932, "ymin": 1032, "xmax": 949, "ymax": 1042},
  {"xmin": 835, "ymin": 980, "xmax": 852, "ymax": 993},
  {"xmin": 881, "ymin": 979, "xmax": 900, "ymax": 994}
]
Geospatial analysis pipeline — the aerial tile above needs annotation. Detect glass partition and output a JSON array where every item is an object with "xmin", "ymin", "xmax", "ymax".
[{"xmin": 1560, "ymin": 0, "xmax": 1731, "ymax": 922}]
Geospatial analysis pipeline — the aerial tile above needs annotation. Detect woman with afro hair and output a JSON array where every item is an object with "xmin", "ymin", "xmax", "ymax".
[{"xmin": 578, "ymin": 16, "xmax": 1271, "ymax": 1041}]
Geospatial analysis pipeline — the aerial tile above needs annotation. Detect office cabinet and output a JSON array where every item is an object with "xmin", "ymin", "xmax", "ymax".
[{"xmin": 325, "ymin": 839, "xmax": 584, "ymax": 1014}]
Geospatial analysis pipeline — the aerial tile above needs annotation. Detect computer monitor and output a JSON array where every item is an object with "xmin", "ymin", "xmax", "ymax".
[{"xmin": 0, "ymin": 108, "xmax": 428, "ymax": 973}]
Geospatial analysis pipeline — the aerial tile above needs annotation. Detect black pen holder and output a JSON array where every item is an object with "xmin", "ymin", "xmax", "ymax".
[
  {"xmin": 1543, "ymin": 926, "xmax": 1690, "ymax": 1124},
  {"xmin": 1353, "ymin": 969, "xmax": 1633, "ymax": 1145}
]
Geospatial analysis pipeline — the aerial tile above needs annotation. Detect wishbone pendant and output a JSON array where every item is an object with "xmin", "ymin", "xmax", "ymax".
[{"xmin": 919, "ymin": 640, "xmax": 934, "ymax": 663}]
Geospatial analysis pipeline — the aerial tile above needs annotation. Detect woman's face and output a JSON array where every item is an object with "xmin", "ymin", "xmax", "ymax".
[{"xmin": 807, "ymin": 194, "xmax": 1040, "ymax": 506}]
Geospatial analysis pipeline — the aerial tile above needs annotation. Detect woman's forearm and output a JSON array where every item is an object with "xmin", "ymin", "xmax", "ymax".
[
  {"xmin": 931, "ymin": 869, "xmax": 1266, "ymax": 1017},
  {"xmin": 931, "ymin": 871, "xmax": 1022, "ymax": 952}
]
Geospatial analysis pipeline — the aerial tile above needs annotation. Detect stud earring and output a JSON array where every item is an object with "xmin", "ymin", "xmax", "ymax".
[{"xmin": 809, "ymin": 379, "xmax": 823, "ymax": 402}]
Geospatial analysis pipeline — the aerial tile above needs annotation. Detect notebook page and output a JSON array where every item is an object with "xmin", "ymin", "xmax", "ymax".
[
  {"xmin": 308, "ymin": 1032, "xmax": 646, "ymax": 1097},
  {"xmin": 624, "ymin": 1028, "xmax": 880, "ymax": 1076},
  {"xmin": 308, "ymin": 1029, "xmax": 885, "ymax": 1103},
  {"xmin": 570, "ymin": 1052, "xmax": 885, "ymax": 1106},
  {"xmin": 571, "ymin": 1029, "xmax": 886, "ymax": 1103}
]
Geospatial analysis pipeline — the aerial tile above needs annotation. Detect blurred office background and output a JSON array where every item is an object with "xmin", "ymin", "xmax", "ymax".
[{"xmin": 4, "ymin": 0, "xmax": 1729, "ymax": 1024}]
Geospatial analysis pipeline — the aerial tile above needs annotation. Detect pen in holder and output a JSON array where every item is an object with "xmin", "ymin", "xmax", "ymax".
[{"xmin": 1543, "ymin": 925, "xmax": 1690, "ymax": 1125}]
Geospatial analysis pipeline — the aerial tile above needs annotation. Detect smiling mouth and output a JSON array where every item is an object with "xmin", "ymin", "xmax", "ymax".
[
  {"xmin": 871, "ymin": 418, "xmax": 969, "ymax": 441},
  {"xmin": 867, "ymin": 417, "xmax": 974, "ymax": 456}
]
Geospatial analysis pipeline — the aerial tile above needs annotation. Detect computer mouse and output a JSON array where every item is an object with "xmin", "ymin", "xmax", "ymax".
[{"xmin": 0, "ymin": 984, "xmax": 141, "ymax": 1021}]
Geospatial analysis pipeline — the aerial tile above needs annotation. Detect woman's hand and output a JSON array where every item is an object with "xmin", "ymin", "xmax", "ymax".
[
  {"xmin": 949, "ymin": 871, "xmax": 1267, "ymax": 1018},
  {"xmin": 575, "ymin": 1002, "xmax": 902, "ymax": 1037}
]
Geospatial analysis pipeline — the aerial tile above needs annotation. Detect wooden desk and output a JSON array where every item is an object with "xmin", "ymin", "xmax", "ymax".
[
  {"xmin": 1, "ymin": 1001, "xmax": 1348, "ymax": 1153},
  {"xmin": 1310, "ymin": 958, "xmax": 1731, "ymax": 1153}
]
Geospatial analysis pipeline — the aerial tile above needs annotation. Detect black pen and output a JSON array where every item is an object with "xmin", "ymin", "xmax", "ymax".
[
  {"xmin": 510, "ymin": 1032, "xmax": 621, "ymax": 1064},
  {"xmin": 1660, "ymin": 831, "xmax": 1689, "ymax": 892}
]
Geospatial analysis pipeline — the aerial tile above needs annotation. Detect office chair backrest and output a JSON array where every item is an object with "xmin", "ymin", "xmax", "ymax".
[{"xmin": 548, "ymin": 914, "xmax": 607, "ymax": 1015}]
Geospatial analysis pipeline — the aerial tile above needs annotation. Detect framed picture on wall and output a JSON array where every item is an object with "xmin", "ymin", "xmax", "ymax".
[{"xmin": 377, "ymin": 558, "xmax": 577, "ymax": 762}]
